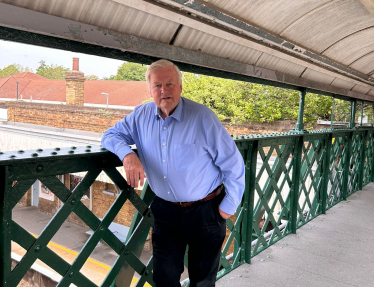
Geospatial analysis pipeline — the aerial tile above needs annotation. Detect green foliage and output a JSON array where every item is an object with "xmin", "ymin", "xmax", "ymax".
[
  {"xmin": 334, "ymin": 99, "xmax": 352, "ymax": 123},
  {"xmin": 0, "ymin": 64, "xmax": 30, "ymax": 78},
  {"xmin": 98, "ymin": 108, "xmax": 113, "ymax": 118},
  {"xmin": 182, "ymin": 72, "xmax": 334, "ymax": 125},
  {"xmin": 304, "ymin": 93, "xmax": 333, "ymax": 124},
  {"xmin": 103, "ymin": 75, "xmax": 116, "ymax": 80},
  {"xmin": 114, "ymin": 62, "xmax": 147, "ymax": 81},
  {"xmin": 36, "ymin": 60, "xmax": 69, "ymax": 80},
  {"xmin": 85, "ymin": 75, "xmax": 99, "ymax": 80}
]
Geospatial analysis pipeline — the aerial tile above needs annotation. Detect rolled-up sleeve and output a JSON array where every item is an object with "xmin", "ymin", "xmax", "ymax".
[{"xmin": 101, "ymin": 112, "xmax": 136, "ymax": 162}]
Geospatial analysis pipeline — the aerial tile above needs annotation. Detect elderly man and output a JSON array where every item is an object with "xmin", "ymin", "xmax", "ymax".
[{"xmin": 101, "ymin": 59, "xmax": 245, "ymax": 287}]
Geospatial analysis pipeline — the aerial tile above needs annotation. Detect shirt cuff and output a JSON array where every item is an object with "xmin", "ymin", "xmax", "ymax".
[
  {"xmin": 219, "ymin": 195, "xmax": 238, "ymax": 215},
  {"xmin": 117, "ymin": 145, "xmax": 135, "ymax": 162}
]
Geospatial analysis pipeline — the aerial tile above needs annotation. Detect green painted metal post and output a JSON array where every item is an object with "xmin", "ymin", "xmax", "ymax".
[
  {"xmin": 360, "ymin": 101, "xmax": 364, "ymax": 127},
  {"xmin": 237, "ymin": 142, "xmax": 248, "ymax": 264},
  {"xmin": 295, "ymin": 89, "xmax": 306, "ymax": 131},
  {"xmin": 371, "ymin": 131, "xmax": 374, "ymax": 182},
  {"xmin": 290, "ymin": 136, "xmax": 303, "ymax": 234},
  {"xmin": 0, "ymin": 166, "xmax": 6, "ymax": 287},
  {"xmin": 350, "ymin": 100, "xmax": 357, "ymax": 129},
  {"xmin": 331, "ymin": 98, "xmax": 335, "ymax": 130},
  {"xmin": 359, "ymin": 131, "xmax": 368, "ymax": 190},
  {"xmin": 342, "ymin": 132, "xmax": 353, "ymax": 200},
  {"xmin": 0, "ymin": 165, "xmax": 11, "ymax": 287},
  {"xmin": 245, "ymin": 140, "xmax": 258, "ymax": 264},
  {"xmin": 321, "ymin": 134, "xmax": 332, "ymax": 214}
]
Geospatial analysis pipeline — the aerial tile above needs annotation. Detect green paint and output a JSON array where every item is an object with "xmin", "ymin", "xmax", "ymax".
[
  {"xmin": 1, "ymin": 128, "xmax": 374, "ymax": 286},
  {"xmin": 295, "ymin": 89, "xmax": 306, "ymax": 131}
]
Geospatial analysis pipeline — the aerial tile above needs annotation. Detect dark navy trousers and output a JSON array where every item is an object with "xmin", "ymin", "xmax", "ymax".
[{"xmin": 150, "ymin": 190, "xmax": 226, "ymax": 287}]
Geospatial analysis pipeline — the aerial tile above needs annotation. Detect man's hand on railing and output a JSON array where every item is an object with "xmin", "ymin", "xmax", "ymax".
[{"xmin": 122, "ymin": 153, "xmax": 147, "ymax": 188}]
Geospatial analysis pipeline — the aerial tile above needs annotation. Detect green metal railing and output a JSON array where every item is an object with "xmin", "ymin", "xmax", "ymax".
[{"xmin": 1, "ymin": 127, "xmax": 374, "ymax": 287}]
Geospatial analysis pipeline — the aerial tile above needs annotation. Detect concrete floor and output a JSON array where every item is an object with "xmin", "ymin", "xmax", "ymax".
[{"xmin": 217, "ymin": 183, "xmax": 374, "ymax": 287}]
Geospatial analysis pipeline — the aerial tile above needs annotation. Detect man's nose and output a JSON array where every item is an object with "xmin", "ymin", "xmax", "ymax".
[{"xmin": 160, "ymin": 85, "xmax": 167, "ymax": 94}]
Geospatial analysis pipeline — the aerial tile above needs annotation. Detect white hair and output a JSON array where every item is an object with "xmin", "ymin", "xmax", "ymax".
[{"xmin": 146, "ymin": 59, "xmax": 182, "ymax": 89}]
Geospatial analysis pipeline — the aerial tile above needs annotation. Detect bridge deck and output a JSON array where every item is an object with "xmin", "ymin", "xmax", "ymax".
[{"xmin": 217, "ymin": 184, "xmax": 374, "ymax": 287}]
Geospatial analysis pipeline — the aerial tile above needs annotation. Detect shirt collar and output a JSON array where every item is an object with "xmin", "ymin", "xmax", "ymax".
[{"xmin": 154, "ymin": 97, "xmax": 184, "ymax": 122}]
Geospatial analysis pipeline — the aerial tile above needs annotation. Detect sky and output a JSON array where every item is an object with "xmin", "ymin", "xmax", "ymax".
[{"xmin": 0, "ymin": 40, "xmax": 125, "ymax": 79}]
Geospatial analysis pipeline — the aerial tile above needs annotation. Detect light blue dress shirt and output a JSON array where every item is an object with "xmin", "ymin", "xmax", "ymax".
[{"xmin": 101, "ymin": 97, "xmax": 245, "ymax": 215}]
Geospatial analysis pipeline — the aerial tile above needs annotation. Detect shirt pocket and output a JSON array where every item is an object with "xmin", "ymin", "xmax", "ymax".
[{"xmin": 174, "ymin": 144, "xmax": 197, "ymax": 171}]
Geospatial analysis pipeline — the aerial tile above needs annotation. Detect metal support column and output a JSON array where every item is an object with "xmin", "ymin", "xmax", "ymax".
[
  {"xmin": 371, "ymin": 130, "xmax": 374, "ymax": 182},
  {"xmin": 295, "ymin": 89, "xmax": 306, "ymax": 132},
  {"xmin": 290, "ymin": 136, "xmax": 303, "ymax": 233},
  {"xmin": 350, "ymin": 100, "xmax": 357, "ymax": 129},
  {"xmin": 360, "ymin": 101, "xmax": 364, "ymax": 126},
  {"xmin": 321, "ymin": 134, "xmax": 332, "ymax": 214},
  {"xmin": 331, "ymin": 98, "xmax": 335, "ymax": 130},
  {"xmin": 359, "ymin": 131, "xmax": 368, "ymax": 190},
  {"xmin": 0, "ymin": 166, "xmax": 5, "ymax": 287},
  {"xmin": 245, "ymin": 140, "xmax": 258, "ymax": 264},
  {"xmin": 342, "ymin": 131, "xmax": 353, "ymax": 200},
  {"xmin": 0, "ymin": 165, "xmax": 10, "ymax": 287}
]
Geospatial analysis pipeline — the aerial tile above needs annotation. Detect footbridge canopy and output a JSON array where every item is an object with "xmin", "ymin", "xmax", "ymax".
[{"xmin": 1, "ymin": 0, "xmax": 374, "ymax": 100}]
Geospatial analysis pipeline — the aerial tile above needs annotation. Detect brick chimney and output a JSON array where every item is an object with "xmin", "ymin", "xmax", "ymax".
[{"xmin": 65, "ymin": 58, "xmax": 85, "ymax": 105}]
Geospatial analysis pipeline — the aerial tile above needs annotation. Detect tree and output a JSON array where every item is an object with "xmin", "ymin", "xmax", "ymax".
[
  {"xmin": 182, "ymin": 72, "xmax": 333, "ymax": 126},
  {"xmin": 36, "ymin": 60, "xmax": 69, "ymax": 80},
  {"xmin": 85, "ymin": 75, "xmax": 99, "ymax": 80},
  {"xmin": 0, "ymin": 64, "xmax": 30, "ymax": 78},
  {"xmin": 114, "ymin": 62, "xmax": 147, "ymax": 81},
  {"xmin": 103, "ymin": 75, "xmax": 116, "ymax": 80}
]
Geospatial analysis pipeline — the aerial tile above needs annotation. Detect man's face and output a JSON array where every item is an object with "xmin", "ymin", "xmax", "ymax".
[{"xmin": 149, "ymin": 65, "xmax": 182, "ymax": 118}]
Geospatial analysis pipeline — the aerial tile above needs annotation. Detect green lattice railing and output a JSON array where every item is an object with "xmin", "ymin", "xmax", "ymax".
[{"xmin": 1, "ymin": 128, "xmax": 374, "ymax": 287}]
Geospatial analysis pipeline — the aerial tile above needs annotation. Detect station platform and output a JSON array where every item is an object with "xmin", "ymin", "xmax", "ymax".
[{"xmin": 12, "ymin": 205, "xmax": 152, "ymax": 287}]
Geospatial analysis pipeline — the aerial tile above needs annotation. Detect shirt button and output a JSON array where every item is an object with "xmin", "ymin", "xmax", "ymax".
[
  {"xmin": 164, "ymin": 176, "xmax": 166, "ymax": 179},
  {"xmin": 163, "ymin": 143, "xmax": 166, "ymax": 146},
  {"xmin": 164, "ymin": 127, "xmax": 167, "ymax": 130},
  {"xmin": 163, "ymin": 160, "xmax": 166, "ymax": 162},
  {"xmin": 168, "ymin": 191, "xmax": 170, "ymax": 194}
]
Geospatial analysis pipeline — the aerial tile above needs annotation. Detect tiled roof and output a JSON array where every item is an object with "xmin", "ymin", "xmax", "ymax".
[
  {"xmin": 0, "ymin": 72, "xmax": 150, "ymax": 106},
  {"xmin": 85, "ymin": 81, "xmax": 150, "ymax": 106},
  {"xmin": 0, "ymin": 76, "xmax": 10, "ymax": 88}
]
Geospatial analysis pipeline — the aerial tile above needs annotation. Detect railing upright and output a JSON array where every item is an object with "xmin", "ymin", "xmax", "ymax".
[
  {"xmin": 359, "ymin": 130, "xmax": 368, "ymax": 190},
  {"xmin": 0, "ymin": 165, "xmax": 7, "ymax": 287},
  {"xmin": 290, "ymin": 135, "xmax": 303, "ymax": 234},
  {"xmin": 0, "ymin": 165, "xmax": 12, "ymax": 287},
  {"xmin": 321, "ymin": 133, "xmax": 332, "ymax": 214},
  {"xmin": 371, "ymin": 130, "xmax": 374, "ymax": 183},
  {"xmin": 244, "ymin": 140, "xmax": 258, "ymax": 264},
  {"xmin": 342, "ymin": 131, "xmax": 353, "ymax": 200}
]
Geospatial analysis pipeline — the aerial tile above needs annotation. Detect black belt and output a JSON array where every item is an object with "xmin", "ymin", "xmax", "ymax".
[{"xmin": 171, "ymin": 184, "xmax": 223, "ymax": 207}]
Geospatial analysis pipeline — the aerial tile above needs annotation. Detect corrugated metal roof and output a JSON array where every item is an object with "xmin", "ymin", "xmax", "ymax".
[{"xmin": 2, "ymin": 0, "xmax": 374, "ymax": 101}]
